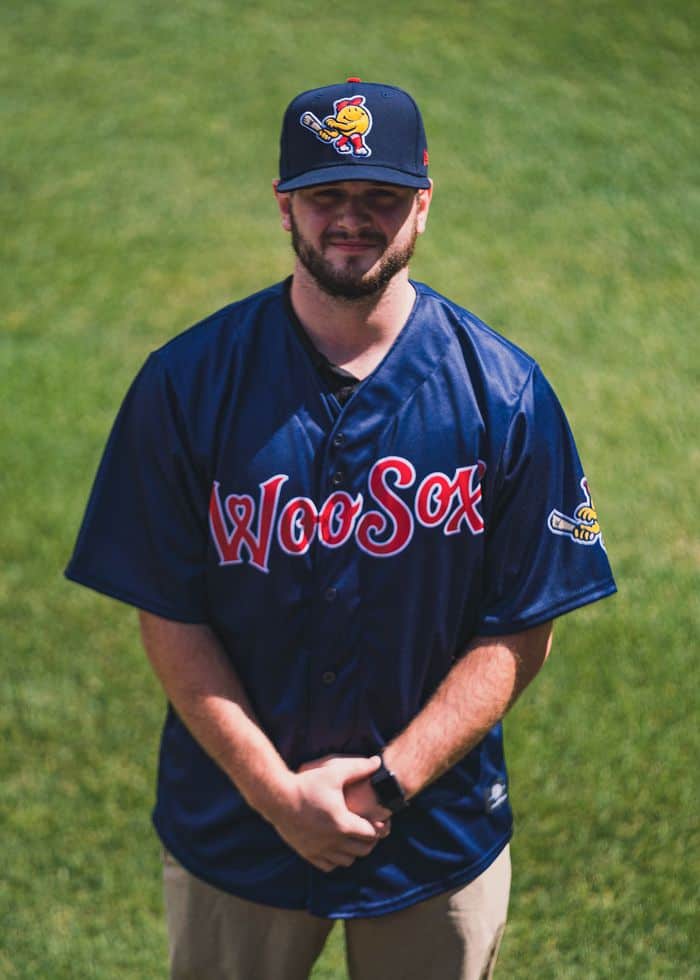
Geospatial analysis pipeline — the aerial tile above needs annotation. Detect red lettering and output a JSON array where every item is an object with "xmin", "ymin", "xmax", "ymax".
[
  {"xmin": 278, "ymin": 497, "xmax": 318, "ymax": 555},
  {"xmin": 208, "ymin": 475, "xmax": 287, "ymax": 573},
  {"xmin": 443, "ymin": 461, "xmax": 486, "ymax": 535},
  {"xmin": 416, "ymin": 463, "xmax": 486, "ymax": 536},
  {"xmin": 356, "ymin": 457, "xmax": 415, "ymax": 557},
  {"xmin": 415, "ymin": 472, "xmax": 453, "ymax": 527},
  {"xmin": 318, "ymin": 491, "xmax": 363, "ymax": 548},
  {"xmin": 209, "ymin": 457, "xmax": 485, "ymax": 574}
]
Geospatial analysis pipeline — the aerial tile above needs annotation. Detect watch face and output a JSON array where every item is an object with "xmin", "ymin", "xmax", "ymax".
[{"xmin": 371, "ymin": 765, "xmax": 406, "ymax": 813}]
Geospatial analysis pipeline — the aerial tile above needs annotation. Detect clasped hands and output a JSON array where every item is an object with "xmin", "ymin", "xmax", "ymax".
[{"xmin": 269, "ymin": 754, "xmax": 393, "ymax": 874}]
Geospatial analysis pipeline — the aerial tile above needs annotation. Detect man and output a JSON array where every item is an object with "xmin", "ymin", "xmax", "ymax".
[{"xmin": 66, "ymin": 79, "xmax": 616, "ymax": 979}]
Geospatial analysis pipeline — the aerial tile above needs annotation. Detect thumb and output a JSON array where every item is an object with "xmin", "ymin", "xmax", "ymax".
[{"xmin": 334, "ymin": 755, "xmax": 382, "ymax": 785}]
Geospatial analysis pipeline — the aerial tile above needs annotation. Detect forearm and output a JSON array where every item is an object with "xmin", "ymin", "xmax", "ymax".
[
  {"xmin": 384, "ymin": 621, "xmax": 553, "ymax": 800},
  {"xmin": 139, "ymin": 611, "xmax": 383, "ymax": 872},
  {"xmin": 139, "ymin": 611, "xmax": 292, "ymax": 821}
]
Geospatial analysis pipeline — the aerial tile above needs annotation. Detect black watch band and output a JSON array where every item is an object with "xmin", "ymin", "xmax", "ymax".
[{"xmin": 370, "ymin": 756, "xmax": 408, "ymax": 813}]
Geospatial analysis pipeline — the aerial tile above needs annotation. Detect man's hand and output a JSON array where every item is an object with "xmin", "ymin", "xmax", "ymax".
[
  {"xmin": 139, "ymin": 615, "xmax": 387, "ymax": 875},
  {"xmin": 270, "ymin": 756, "xmax": 385, "ymax": 873},
  {"xmin": 300, "ymin": 755, "xmax": 393, "ymax": 831},
  {"xmin": 344, "ymin": 776, "xmax": 393, "ymax": 827}
]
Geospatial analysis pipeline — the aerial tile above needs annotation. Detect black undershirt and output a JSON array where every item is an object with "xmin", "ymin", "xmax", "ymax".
[{"xmin": 283, "ymin": 279, "xmax": 361, "ymax": 406}]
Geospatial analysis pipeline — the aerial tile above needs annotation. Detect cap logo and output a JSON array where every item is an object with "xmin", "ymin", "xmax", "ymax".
[{"xmin": 300, "ymin": 95, "xmax": 373, "ymax": 158}]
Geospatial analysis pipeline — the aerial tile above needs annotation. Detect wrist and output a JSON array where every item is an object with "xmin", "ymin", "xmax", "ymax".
[
  {"xmin": 370, "ymin": 752, "xmax": 409, "ymax": 812},
  {"xmin": 244, "ymin": 766, "xmax": 299, "ymax": 824},
  {"xmin": 381, "ymin": 746, "xmax": 418, "ymax": 801}
]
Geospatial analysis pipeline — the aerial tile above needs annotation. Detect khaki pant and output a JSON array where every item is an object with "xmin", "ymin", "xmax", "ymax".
[{"xmin": 163, "ymin": 845, "xmax": 511, "ymax": 980}]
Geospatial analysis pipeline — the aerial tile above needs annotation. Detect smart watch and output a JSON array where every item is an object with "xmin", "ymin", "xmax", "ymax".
[{"xmin": 370, "ymin": 756, "xmax": 408, "ymax": 813}]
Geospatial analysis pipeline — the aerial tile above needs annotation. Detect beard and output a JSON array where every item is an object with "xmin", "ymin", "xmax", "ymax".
[{"xmin": 290, "ymin": 210, "xmax": 418, "ymax": 300}]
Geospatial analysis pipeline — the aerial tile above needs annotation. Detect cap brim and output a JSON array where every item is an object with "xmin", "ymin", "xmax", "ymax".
[{"xmin": 277, "ymin": 165, "xmax": 430, "ymax": 192}]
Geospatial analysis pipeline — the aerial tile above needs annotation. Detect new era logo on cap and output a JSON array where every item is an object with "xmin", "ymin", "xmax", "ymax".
[{"xmin": 278, "ymin": 78, "xmax": 430, "ymax": 192}]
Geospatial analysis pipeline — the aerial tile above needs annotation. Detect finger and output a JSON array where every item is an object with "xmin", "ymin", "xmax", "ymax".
[
  {"xmin": 340, "ymin": 813, "xmax": 382, "ymax": 840},
  {"xmin": 338, "ymin": 838, "xmax": 378, "ymax": 858},
  {"xmin": 374, "ymin": 819, "xmax": 391, "ymax": 838},
  {"xmin": 333, "ymin": 835, "xmax": 383, "ymax": 863},
  {"xmin": 298, "ymin": 754, "xmax": 336, "ymax": 773},
  {"xmin": 336, "ymin": 839, "xmax": 383, "ymax": 862},
  {"xmin": 317, "ymin": 836, "xmax": 379, "ymax": 869},
  {"xmin": 332, "ymin": 853, "xmax": 356, "ymax": 869},
  {"xmin": 334, "ymin": 755, "xmax": 382, "ymax": 784}
]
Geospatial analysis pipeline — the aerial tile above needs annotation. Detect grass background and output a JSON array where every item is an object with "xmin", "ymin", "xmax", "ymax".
[{"xmin": 2, "ymin": 0, "xmax": 698, "ymax": 976}]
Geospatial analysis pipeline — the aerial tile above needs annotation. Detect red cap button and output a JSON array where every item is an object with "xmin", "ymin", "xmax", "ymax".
[{"xmin": 346, "ymin": 77, "xmax": 361, "ymax": 83}]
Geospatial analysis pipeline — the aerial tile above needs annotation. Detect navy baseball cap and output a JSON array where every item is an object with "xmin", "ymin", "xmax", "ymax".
[{"xmin": 277, "ymin": 78, "xmax": 430, "ymax": 192}]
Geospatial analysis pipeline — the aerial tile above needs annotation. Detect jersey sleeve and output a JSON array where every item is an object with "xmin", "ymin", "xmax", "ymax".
[
  {"xmin": 65, "ymin": 353, "xmax": 210, "ymax": 622},
  {"xmin": 477, "ymin": 365, "xmax": 616, "ymax": 635}
]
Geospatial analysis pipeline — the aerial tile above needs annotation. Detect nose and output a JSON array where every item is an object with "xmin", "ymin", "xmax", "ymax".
[{"xmin": 334, "ymin": 194, "xmax": 372, "ymax": 230}]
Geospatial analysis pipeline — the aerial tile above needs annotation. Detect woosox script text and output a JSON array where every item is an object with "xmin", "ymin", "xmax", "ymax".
[{"xmin": 209, "ymin": 455, "xmax": 486, "ymax": 573}]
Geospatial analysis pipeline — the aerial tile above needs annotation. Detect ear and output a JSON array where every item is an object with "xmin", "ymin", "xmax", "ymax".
[
  {"xmin": 272, "ymin": 178, "xmax": 293, "ymax": 232},
  {"xmin": 415, "ymin": 179, "xmax": 433, "ymax": 235}
]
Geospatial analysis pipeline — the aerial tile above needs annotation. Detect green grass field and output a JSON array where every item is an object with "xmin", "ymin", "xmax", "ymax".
[{"xmin": 2, "ymin": 1, "xmax": 698, "ymax": 976}]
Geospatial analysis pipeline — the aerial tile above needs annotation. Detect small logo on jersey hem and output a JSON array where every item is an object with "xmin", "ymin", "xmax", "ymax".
[
  {"xmin": 548, "ymin": 477, "xmax": 605, "ymax": 549},
  {"xmin": 485, "ymin": 781, "xmax": 508, "ymax": 814},
  {"xmin": 300, "ymin": 95, "xmax": 373, "ymax": 158}
]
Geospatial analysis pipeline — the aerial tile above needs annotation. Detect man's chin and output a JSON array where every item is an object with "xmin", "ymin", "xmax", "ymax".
[
  {"xmin": 313, "ymin": 271, "xmax": 387, "ymax": 301},
  {"xmin": 304, "ymin": 243, "xmax": 418, "ymax": 299},
  {"xmin": 298, "ymin": 252, "xmax": 387, "ymax": 300},
  {"xmin": 291, "ymin": 216, "xmax": 417, "ymax": 301}
]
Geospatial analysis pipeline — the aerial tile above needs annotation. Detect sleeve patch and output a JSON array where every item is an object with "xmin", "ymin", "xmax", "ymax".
[{"xmin": 548, "ymin": 477, "xmax": 606, "ymax": 550}]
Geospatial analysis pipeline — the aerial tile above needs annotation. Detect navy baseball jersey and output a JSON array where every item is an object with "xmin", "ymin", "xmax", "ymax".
[{"xmin": 65, "ymin": 280, "xmax": 616, "ymax": 918}]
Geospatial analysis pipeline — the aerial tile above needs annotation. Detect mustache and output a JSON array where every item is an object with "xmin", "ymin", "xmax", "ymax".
[{"xmin": 322, "ymin": 230, "xmax": 387, "ymax": 247}]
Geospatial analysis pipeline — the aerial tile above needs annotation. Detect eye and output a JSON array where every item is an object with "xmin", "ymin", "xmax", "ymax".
[
  {"xmin": 365, "ymin": 190, "xmax": 405, "ymax": 208},
  {"xmin": 310, "ymin": 189, "xmax": 343, "ymax": 206}
]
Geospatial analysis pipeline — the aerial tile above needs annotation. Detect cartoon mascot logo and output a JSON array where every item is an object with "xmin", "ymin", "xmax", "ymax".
[
  {"xmin": 300, "ymin": 96, "xmax": 373, "ymax": 158},
  {"xmin": 548, "ymin": 478, "xmax": 604, "ymax": 547}
]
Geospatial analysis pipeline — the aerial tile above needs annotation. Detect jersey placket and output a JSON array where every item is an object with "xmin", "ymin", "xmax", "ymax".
[
  {"xmin": 301, "ymin": 410, "xmax": 368, "ymax": 758},
  {"xmin": 290, "ymin": 288, "xmax": 457, "ymax": 760}
]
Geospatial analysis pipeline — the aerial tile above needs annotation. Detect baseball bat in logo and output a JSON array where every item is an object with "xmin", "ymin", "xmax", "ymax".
[
  {"xmin": 548, "ymin": 513, "xmax": 578, "ymax": 535},
  {"xmin": 300, "ymin": 111, "xmax": 334, "ymax": 142},
  {"xmin": 547, "ymin": 477, "xmax": 604, "ymax": 547},
  {"xmin": 300, "ymin": 97, "xmax": 373, "ymax": 157}
]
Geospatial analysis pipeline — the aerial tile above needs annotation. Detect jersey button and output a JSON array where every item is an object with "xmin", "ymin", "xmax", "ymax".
[
  {"xmin": 332, "ymin": 433, "xmax": 346, "ymax": 448},
  {"xmin": 331, "ymin": 471, "xmax": 344, "ymax": 486},
  {"xmin": 324, "ymin": 587, "xmax": 337, "ymax": 602},
  {"xmin": 321, "ymin": 671, "xmax": 337, "ymax": 686}
]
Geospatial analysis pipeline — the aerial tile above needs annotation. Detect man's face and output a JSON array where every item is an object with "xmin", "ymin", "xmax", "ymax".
[{"xmin": 280, "ymin": 181, "xmax": 431, "ymax": 300}]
